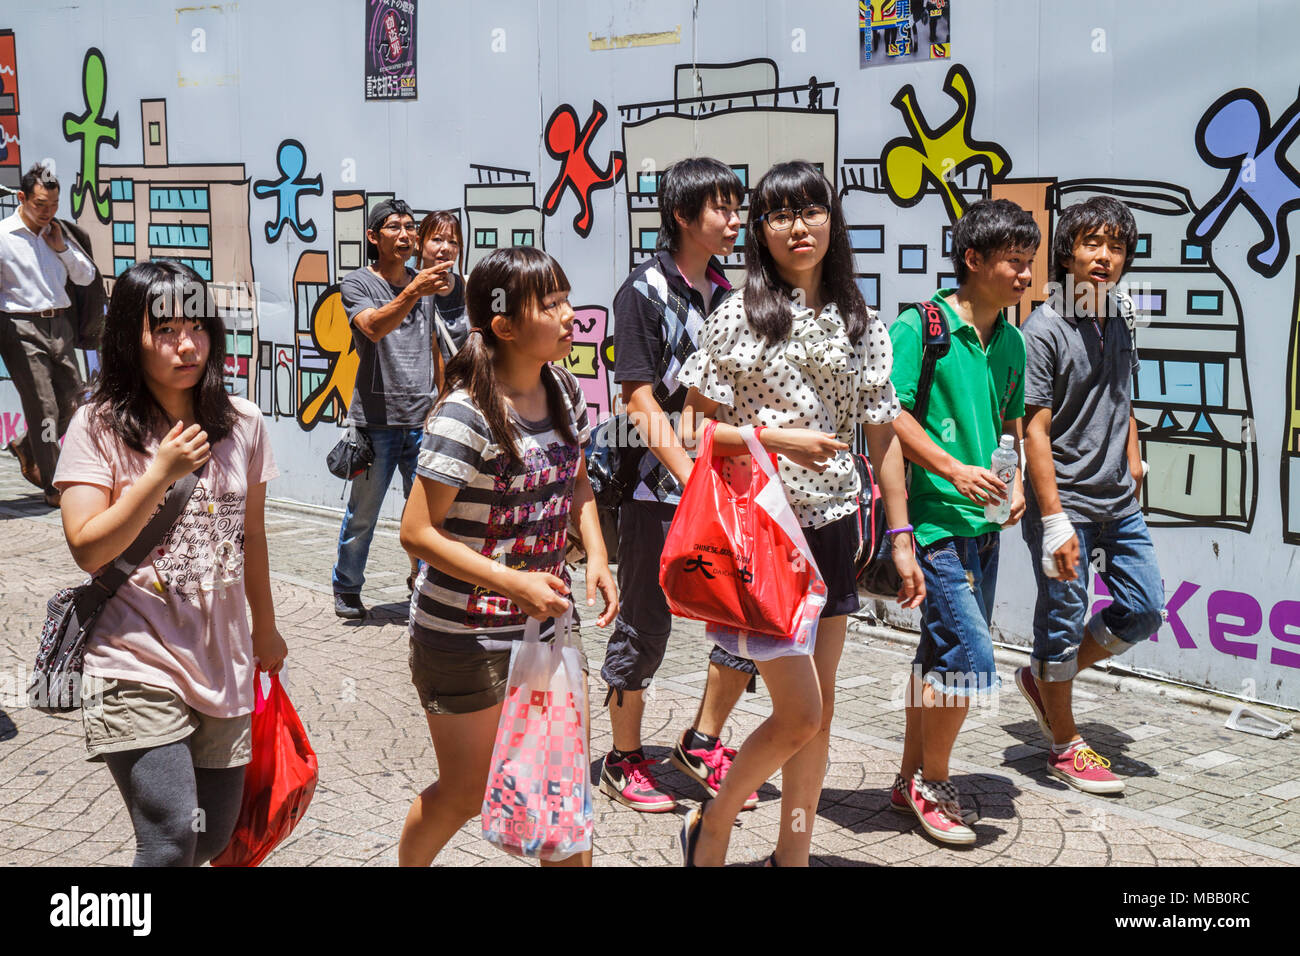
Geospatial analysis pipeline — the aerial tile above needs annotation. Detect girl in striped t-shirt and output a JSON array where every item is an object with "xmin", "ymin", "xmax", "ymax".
[{"xmin": 396, "ymin": 247, "xmax": 618, "ymax": 867}]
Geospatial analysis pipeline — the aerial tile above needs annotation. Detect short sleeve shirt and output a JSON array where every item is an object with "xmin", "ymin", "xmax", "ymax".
[
  {"xmin": 1022, "ymin": 300, "xmax": 1141, "ymax": 523},
  {"xmin": 340, "ymin": 266, "xmax": 435, "ymax": 429},
  {"xmin": 52, "ymin": 398, "xmax": 279, "ymax": 717},
  {"xmin": 678, "ymin": 293, "xmax": 900, "ymax": 528},
  {"xmin": 889, "ymin": 290, "xmax": 1025, "ymax": 547},
  {"xmin": 410, "ymin": 366, "xmax": 591, "ymax": 652},
  {"xmin": 612, "ymin": 250, "xmax": 732, "ymax": 505}
]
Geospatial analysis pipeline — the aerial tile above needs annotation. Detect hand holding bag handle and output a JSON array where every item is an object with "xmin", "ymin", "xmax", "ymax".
[{"xmin": 737, "ymin": 425, "xmax": 823, "ymax": 583}]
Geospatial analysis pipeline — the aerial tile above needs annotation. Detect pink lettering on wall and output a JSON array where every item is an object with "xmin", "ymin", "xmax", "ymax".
[{"xmin": 0, "ymin": 411, "xmax": 25, "ymax": 446}]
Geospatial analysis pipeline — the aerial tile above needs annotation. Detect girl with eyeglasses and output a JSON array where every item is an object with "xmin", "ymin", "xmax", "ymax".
[{"xmin": 677, "ymin": 161, "xmax": 924, "ymax": 866}]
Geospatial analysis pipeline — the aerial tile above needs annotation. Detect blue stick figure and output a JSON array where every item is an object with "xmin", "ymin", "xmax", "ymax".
[
  {"xmin": 254, "ymin": 138, "xmax": 323, "ymax": 243},
  {"xmin": 1189, "ymin": 87, "xmax": 1300, "ymax": 278}
]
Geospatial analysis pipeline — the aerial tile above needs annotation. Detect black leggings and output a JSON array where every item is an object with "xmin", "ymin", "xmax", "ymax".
[{"xmin": 103, "ymin": 741, "xmax": 246, "ymax": 867}]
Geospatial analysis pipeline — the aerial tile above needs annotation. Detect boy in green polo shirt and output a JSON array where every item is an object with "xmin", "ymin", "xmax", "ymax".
[{"xmin": 887, "ymin": 198, "xmax": 1039, "ymax": 845}]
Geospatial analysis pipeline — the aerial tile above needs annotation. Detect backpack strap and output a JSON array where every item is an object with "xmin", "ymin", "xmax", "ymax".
[
  {"xmin": 911, "ymin": 301, "xmax": 951, "ymax": 426},
  {"xmin": 92, "ymin": 468, "xmax": 203, "ymax": 598}
]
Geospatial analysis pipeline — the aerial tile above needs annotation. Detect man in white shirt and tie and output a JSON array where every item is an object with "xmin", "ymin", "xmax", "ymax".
[{"xmin": 0, "ymin": 162, "xmax": 96, "ymax": 506}]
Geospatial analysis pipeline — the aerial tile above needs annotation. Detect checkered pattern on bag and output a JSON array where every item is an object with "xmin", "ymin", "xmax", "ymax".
[{"xmin": 482, "ymin": 686, "xmax": 593, "ymax": 857}]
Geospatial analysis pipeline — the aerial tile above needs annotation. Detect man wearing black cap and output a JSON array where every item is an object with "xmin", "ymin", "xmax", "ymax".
[{"xmin": 332, "ymin": 198, "xmax": 453, "ymax": 618}]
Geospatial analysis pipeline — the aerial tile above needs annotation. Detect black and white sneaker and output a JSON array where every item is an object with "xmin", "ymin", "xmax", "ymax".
[{"xmin": 334, "ymin": 592, "xmax": 366, "ymax": 620}]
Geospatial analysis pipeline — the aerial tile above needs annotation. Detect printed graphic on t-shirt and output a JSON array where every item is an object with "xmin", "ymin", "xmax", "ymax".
[
  {"xmin": 463, "ymin": 439, "xmax": 580, "ymax": 629},
  {"xmin": 151, "ymin": 481, "xmax": 246, "ymax": 596}
]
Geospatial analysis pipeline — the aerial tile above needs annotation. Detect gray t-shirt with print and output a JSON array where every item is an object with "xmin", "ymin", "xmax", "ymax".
[
  {"xmin": 340, "ymin": 266, "xmax": 434, "ymax": 428},
  {"xmin": 1021, "ymin": 299, "xmax": 1141, "ymax": 524}
]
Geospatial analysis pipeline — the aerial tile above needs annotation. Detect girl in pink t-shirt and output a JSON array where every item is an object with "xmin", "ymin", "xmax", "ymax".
[{"xmin": 54, "ymin": 260, "xmax": 286, "ymax": 867}]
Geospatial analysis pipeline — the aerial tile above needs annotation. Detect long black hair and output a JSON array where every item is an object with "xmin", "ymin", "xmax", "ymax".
[
  {"xmin": 742, "ymin": 161, "xmax": 871, "ymax": 345},
  {"xmin": 441, "ymin": 247, "xmax": 576, "ymax": 468},
  {"xmin": 90, "ymin": 260, "xmax": 237, "ymax": 454}
]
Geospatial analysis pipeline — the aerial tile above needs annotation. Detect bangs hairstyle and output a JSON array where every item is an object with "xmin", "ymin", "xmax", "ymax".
[
  {"xmin": 90, "ymin": 259, "xmax": 236, "ymax": 454},
  {"xmin": 742, "ymin": 160, "xmax": 871, "ymax": 345},
  {"xmin": 950, "ymin": 198, "xmax": 1041, "ymax": 284},
  {"xmin": 1050, "ymin": 196, "xmax": 1139, "ymax": 284},
  {"xmin": 441, "ymin": 247, "xmax": 576, "ymax": 467},
  {"xmin": 416, "ymin": 209, "xmax": 464, "ymax": 268},
  {"xmin": 656, "ymin": 157, "xmax": 745, "ymax": 253}
]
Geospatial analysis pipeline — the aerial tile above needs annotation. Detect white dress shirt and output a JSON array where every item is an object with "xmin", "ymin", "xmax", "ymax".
[{"xmin": 0, "ymin": 210, "xmax": 96, "ymax": 313}]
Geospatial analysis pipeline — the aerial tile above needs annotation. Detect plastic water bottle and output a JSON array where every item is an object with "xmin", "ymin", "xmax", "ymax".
[{"xmin": 985, "ymin": 435, "xmax": 1018, "ymax": 525}]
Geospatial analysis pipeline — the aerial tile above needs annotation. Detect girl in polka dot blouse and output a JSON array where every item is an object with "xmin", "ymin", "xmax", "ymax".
[{"xmin": 677, "ymin": 161, "xmax": 924, "ymax": 867}]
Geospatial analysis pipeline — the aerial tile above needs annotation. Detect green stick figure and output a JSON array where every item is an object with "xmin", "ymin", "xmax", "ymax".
[{"xmin": 62, "ymin": 47, "xmax": 119, "ymax": 223}]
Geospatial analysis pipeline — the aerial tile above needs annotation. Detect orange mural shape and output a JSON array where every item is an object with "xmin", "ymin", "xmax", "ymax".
[{"xmin": 297, "ymin": 285, "xmax": 357, "ymax": 429}]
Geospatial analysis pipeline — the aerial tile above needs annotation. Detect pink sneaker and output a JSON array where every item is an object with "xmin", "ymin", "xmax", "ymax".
[
  {"xmin": 600, "ymin": 752, "xmax": 677, "ymax": 812},
  {"xmin": 907, "ymin": 772, "xmax": 976, "ymax": 846},
  {"xmin": 671, "ymin": 735, "xmax": 759, "ymax": 810},
  {"xmin": 1015, "ymin": 666, "xmax": 1052, "ymax": 740},
  {"xmin": 892, "ymin": 773, "xmax": 977, "ymax": 824},
  {"xmin": 1047, "ymin": 743, "xmax": 1125, "ymax": 794}
]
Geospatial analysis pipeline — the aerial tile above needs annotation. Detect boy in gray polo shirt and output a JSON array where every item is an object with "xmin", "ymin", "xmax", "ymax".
[{"xmin": 1016, "ymin": 196, "xmax": 1165, "ymax": 795}]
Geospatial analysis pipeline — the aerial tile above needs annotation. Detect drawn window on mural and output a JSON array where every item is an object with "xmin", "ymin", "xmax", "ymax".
[
  {"xmin": 854, "ymin": 274, "xmax": 881, "ymax": 309},
  {"xmin": 110, "ymin": 179, "xmax": 135, "ymax": 202},
  {"xmin": 1133, "ymin": 234, "xmax": 1152, "ymax": 259},
  {"xmin": 1131, "ymin": 289, "xmax": 1167, "ymax": 316},
  {"xmin": 1181, "ymin": 240, "xmax": 1207, "ymax": 264},
  {"xmin": 898, "ymin": 244, "xmax": 928, "ymax": 274},
  {"xmin": 148, "ymin": 224, "xmax": 211, "ymax": 248},
  {"xmin": 942, "ymin": 226, "xmax": 953, "ymax": 256},
  {"xmin": 150, "ymin": 187, "xmax": 209, "ymax": 211},
  {"xmin": 730, "ymin": 165, "xmax": 749, "ymax": 188},
  {"xmin": 1186, "ymin": 290, "xmax": 1224, "ymax": 315},
  {"xmin": 736, "ymin": 227, "xmax": 746, "ymax": 247},
  {"xmin": 149, "ymin": 122, "xmax": 161, "ymax": 146},
  {"xmin": 1137, "ymin": 359, "xmax": 1226, "ymax": 407},
  {"xmin": 511, "ymin": 229, "xmax": 534, "ymax": 247},
  {"xmin": 474, "ymin": 228, "xmax": 497, "ymax": 248},
  {"xmin": 338, "ymin": 242, "xmax": 362, "ymax": 272},
  {"xmin": 849, "ymin": 226, "xmax": 885, "ymax": 253},
  {"xmin": 112, "ymin": 222, "xmax": 135, "ymax": 244},
  {"xmin": 113, "ymin": 257, "xmax": 135, "ymax": 276},
  {"xmin": 638, "ymin": 228, "xmax": 659, "ymax": 252},
  {"xmin": 938, "ymin": 273, "xmax": 959, "ymax": 289},
  {"xmin": 297, "ymin": 282, "xmax": 327, "ymax": 333},
  {"xmin": 637, "ymin": 171, "xmax": 660, "ymax": 195},
  {"xmin": 178, "ymin": 258, "xmax": 212, "ymax": 280}
]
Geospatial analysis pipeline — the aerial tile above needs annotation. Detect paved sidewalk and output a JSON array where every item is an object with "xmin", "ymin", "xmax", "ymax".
[{"xmin": 1, "ymin": 457, "xmax": 1297, "ymax": 867}]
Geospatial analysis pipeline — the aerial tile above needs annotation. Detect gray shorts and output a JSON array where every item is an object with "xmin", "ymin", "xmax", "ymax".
[{"xmin": 601, "ymin": 499, "xmax": 757, "ymax": 695}]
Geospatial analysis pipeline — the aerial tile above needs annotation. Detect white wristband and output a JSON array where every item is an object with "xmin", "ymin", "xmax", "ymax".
[{"xmin": 1040, "ymin": 512, "xmax": 1075, "ymax": 579}]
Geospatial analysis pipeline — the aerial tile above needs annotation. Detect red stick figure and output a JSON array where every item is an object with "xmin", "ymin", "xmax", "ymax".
[{"xmin": 542, "ymin": 100, "xmax": 625, "ymax": 238}]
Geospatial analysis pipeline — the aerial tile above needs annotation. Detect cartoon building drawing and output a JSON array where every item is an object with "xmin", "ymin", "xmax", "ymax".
[
  {"xmin": 618, "ymin": 59, "xmax": 838, "ymax": 284},
  {"xmin": 463, "ymin": 163, "xmax": 543, "ymax": 274},
  {"xmin": 70, "ymin": 98, "xmax": 258, "ymax": 399},
  {"xmin": 559, "ymin": 305, "xmax": 614, "ymax": 422}
]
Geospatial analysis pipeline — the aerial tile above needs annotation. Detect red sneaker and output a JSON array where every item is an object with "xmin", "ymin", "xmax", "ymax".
[
  {"xmin": 600, "ymin": 752, "xmax": 677, "ymax": 812},
  {"xmin": 893, "ymin": 773, "xmax": 978, "ymax": 824},
  {"xmin": 1015, "ymin": 666, "xmax": 1052, "ymax": 740},
  {"xmin": 1047, "ymin": 743, "xmax": 1125, "ymax": 794},
  {"xmin": 907, "ymin": 772, "xmax": 976, "ymax": 846},
  {"xmin": 671, "ymin": 734, "xmax": 759, "ymax": 810}
]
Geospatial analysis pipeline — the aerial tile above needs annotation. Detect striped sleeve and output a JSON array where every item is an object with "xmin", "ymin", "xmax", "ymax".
[{"xmin": 417, "ymin": 393, "xmax": 491, "ymax": 487}]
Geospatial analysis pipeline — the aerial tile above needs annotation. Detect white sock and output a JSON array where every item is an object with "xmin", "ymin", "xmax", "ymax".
[{"xmin": 1051, "ymin": 738, "xmax": 1084, "ymax": 756}]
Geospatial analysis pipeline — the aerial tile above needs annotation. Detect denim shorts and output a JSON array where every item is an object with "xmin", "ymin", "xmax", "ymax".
[
  {"xmin": 602, "ymin": 500, "xmax": 757, "ymax": 694},
  {"xmin": 913, "ymin": 533, "xmax": 1001, "ymax": 699},
  {"xmin": 1021, "ymin": 501, "xmax": 1165, "ymax": 682}
]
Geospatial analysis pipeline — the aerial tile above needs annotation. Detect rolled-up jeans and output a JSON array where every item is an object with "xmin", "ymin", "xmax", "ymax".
[
  {"xmin": 1021, "ymin": 500, "xmax": 1165, "ymax": 683},
  {"xmin": 332, "ymin": 425, "xmax": 422, "ymax": 595}
]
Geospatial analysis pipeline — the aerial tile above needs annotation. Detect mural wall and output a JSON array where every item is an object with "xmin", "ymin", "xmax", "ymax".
[{"xmin": 1, "ymin": 0, "xmax": 1297, "ymax": 707}]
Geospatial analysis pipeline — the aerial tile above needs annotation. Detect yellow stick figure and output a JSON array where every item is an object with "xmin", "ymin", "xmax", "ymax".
[
  {"xmin": 881, "ymin": 64, "xmax": 1011, "ymax": 222},
  {"xmin": 297, "ymin": 287, "xmax": 359, "ymax": 429}
]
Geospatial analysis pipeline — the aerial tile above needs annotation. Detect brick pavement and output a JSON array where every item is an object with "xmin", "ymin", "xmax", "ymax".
[{"xmin": 1, "ymin": 456, "xmax": 1297, "ymax": 867}]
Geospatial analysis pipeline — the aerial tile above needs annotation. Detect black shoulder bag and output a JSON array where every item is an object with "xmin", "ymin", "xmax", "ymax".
[
  {"xmin": 28, "ymin": 470, "xmax": 202, "ymax": 713},
  {"xmin": 854, "ymin": 301, "xmax": 951, "ymax": 597}
]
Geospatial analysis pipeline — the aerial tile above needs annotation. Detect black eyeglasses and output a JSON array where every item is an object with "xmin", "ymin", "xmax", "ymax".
[{"xmin": 760, "ymin": 204, "xmax": 830, "ymax": 231}]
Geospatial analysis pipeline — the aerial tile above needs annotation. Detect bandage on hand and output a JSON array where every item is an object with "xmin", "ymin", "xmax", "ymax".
[{"xmin": 1040, "ymin": 512, "xmax": 1076, "ymax": 580}]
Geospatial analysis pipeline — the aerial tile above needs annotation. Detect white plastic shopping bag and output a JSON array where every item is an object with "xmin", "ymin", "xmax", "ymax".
[{"xmin": 481, "ymin": 606, "xmax": 593, "ymax": 861}]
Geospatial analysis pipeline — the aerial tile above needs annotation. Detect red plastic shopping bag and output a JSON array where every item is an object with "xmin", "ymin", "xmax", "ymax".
[
  {"xmin": 481, "ymin": 608, "xmax": 593, "ymax": 861},
  {"xmin": 210, "ymin": 671, "xmax": 319, "ymax": 867},
  {"xmin": 660, "ymin": 422, "xmax": 826, "ymax": 655}
]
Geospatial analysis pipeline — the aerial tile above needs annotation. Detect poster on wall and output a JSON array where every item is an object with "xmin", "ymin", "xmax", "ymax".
[
  {"xmin": 858, "ymin": 0, "xmax": 951, "ymax": 68},
  {"xmin": 365, "ymin": 0, "xmax": 417, "ymax": 100},
  {"xmin": 0, "ymin": 29, "xmax": 21, "ymax": 188}
]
